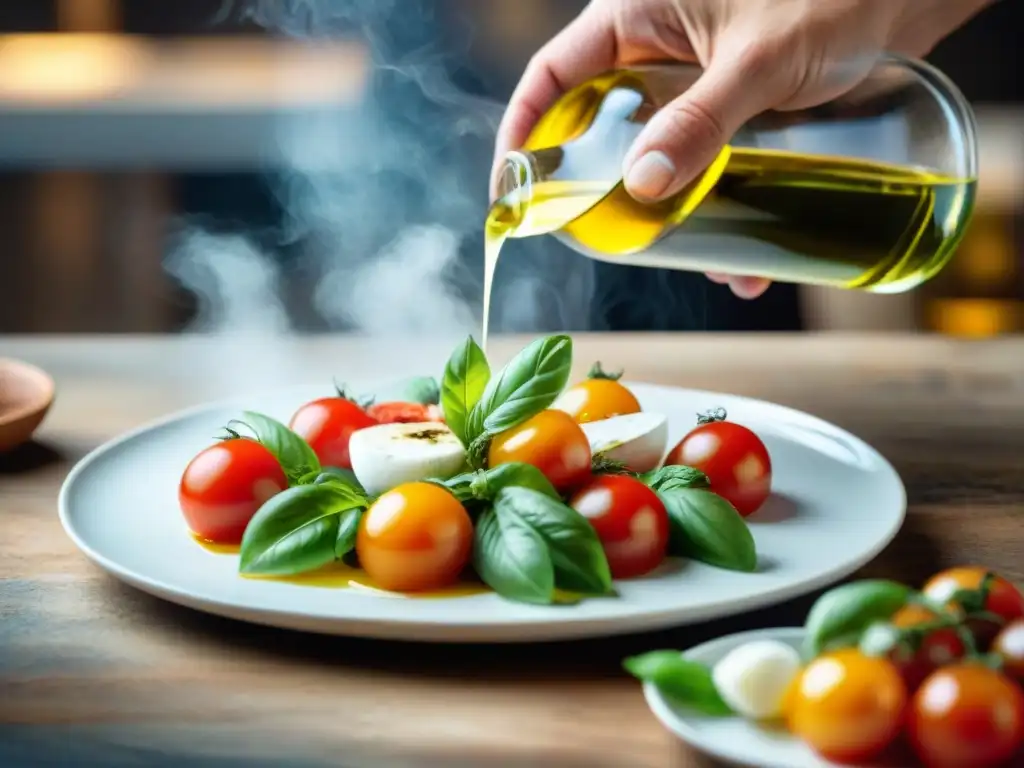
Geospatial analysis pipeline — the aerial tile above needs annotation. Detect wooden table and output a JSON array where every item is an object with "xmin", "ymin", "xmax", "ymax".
[{"xmin": 2, "ymin": 334, "xmax": 1023, "ymax": 768}]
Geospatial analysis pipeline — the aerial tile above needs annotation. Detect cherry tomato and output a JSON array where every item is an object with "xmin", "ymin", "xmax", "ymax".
[
  {"xmin": 553, "ymin": 366, "xmax": 641, "ymax": 424},
  {"xmin": 992, "ymin": 619, "xmax": 1024, "ymax": 682},
  {"xmin": 367, "ymin": 401, "xmax": 444, "ymax": 424},
  {"xmin": 908, "ymin": 662, "xmax": 1024, "ymax": 768},
  {"xmin": 179, "ymin": 438, "xmax": 287, "ymax": 544},
  {"xmin": 488, "ymin": 409, "xmax": 592, "ymax": 493},
  {"xmin": 289, "ymin": 397, "xmax": 376, "ymax": 470},
  {"xmin": 356, "ymin": 481, "xmax": 472, "ymax": 593},
  {"xmin": 923, "ymin": 567, "xmax": 1024, "ymax": 646},
  {"xmin": 889, "ymin": 604, "xmax": 967, "ymax": 691},
  {"xmin": 786, "ymin": 648, "xmax": 907, "ymax": 764},
  {"xmin": 568, "ymin": 474, "xmax": 669, "ymax": 579},
  {"xmin": 664, "ymin": 412, "xmax": 771, "ymax": 517}
]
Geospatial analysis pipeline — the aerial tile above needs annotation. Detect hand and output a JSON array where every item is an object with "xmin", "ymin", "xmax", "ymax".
[{"xmin": 492, "ymin": 0, "xmax": 992, "ymax": 300}]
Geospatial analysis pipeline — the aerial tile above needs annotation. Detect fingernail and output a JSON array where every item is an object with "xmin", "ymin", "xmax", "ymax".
[{"xmin": 624, "ymin": 151, "xmax": 676, "ymax": 200}]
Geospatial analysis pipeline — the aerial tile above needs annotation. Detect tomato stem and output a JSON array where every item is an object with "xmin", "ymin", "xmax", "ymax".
[
  {"xmin": 696, "ymin": 407, "xmax": 728, "ymax": 425},
  {"xmin": 587, "ymin": 362, "xmax": 624, "ymax": 381},
  {"xmin": 221, "ymin": 419, "xmax": 260, "ymax": 444},
  {"xmin": 217, "ymin": 425, "xmax": 244, "ymax": 442}
]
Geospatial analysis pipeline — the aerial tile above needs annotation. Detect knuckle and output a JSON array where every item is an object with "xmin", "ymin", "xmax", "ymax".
[
  {"xmin": 733, "ymin": 35, "xmax": 808, "ymax": 98},
  {"xmin": 662, "ymin": 97, "xmax": 727, "ymax": 150}
]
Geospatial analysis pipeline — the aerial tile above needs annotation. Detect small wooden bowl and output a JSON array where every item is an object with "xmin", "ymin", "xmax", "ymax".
[{"xmin": 0, "ymin": 358, "xmax": 55, "ymax": 454}]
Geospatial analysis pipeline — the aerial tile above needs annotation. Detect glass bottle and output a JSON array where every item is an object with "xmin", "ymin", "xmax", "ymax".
[{"xmin": 489, "ymin": 56, "xmax": 979, "ymax": 293}]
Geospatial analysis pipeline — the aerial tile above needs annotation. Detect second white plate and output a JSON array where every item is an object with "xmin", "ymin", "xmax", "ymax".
[
  {"xmin": 644, "ymin": 627, "xmax": 873, "ymax": 768},
  {"xmin": 58, "ymin": 382, "xmax": 906, "ymax": 642}
]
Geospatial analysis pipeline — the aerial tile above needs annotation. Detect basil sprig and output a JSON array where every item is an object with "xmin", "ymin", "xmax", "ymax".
[
  {"xmin": 239, "ymin": 481, "xmax": 369, "ymax": 576},
  {"xmin": 229, "ymin": 411, "xmax": 322, "ymax": 485},
  {"xmin": 803, "ymin": 579, "xmax": 911, "ymax": 657},
  {"xmin": 473, "ymin": 483, "xmax": 612, "ymax": 604},
  {"xmin": 440, "ymin": 336, "xmax": 491, "ymax": 446},
  {"xmin": 624, "ymin": 651, "xmax": 733, "ymax": 716},
  {"xmin": 660, "ymin": 489, "xmax": 757, "ymax": 573},
  {"xmin": 464, "ymin": 335, "xmax": 573, "ymax": 464}
]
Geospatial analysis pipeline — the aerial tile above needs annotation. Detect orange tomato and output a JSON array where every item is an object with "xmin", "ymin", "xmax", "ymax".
[
  {"xmin": 355, "ymin": 482, "xmax": 472, "ymax": 593},
  {"xmin": 488, "ymin": 409, "xmax": 592, "ymax": 492},
  {"xmin": 787, "ymin": 648, "xmax": 907, "ymax": 764},
  {"xmin": 553, "ymin": 366, "xmax": 641, "ymax": 424},
  {"xmin": 908, "ymin": 662, "xmax": 1024, "ymax": 768}
]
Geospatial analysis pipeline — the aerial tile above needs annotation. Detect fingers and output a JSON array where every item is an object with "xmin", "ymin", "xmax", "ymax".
[
  {"xmin": 622, "ymin": 44, "xmax": 786, "ymax": 203},
  {"xmin": 706, "ymin": 273, "xmax": 772, "ymax": 300},
  {"xmin": 490, "ymin": 8, "xmax": 617, "ymax": 199}
]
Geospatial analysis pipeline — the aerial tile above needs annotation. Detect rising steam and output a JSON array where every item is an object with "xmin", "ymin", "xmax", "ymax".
[{"xmin": 167, "ymin": 0, "xmax": 597, "ymax": 341}]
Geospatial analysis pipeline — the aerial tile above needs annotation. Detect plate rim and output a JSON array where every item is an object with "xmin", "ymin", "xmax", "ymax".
[{"xmin": 57, "ymin": 382, "xmax": 907, "ymax": 643}]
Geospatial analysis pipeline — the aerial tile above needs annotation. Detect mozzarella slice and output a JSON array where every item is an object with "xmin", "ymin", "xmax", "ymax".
[
  {"xmin": 579, "ymin": 412, "xmax": 668, "ymax": 473},
  {"xmin": 349, "ymin": 422, "xmax": 466, "ymax": 496},
  {"xmin": 711, "ymin": 640, "xmax": 802, "ymax": 720}
]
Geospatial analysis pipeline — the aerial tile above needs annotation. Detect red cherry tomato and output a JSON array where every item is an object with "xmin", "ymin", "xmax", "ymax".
[
  {"xmin": 367, "ymin": 401, "xmax": 444, "ymax": 424},
  {"xmin": 908, "ymin": 662, "xmax": 1024, "ymax": 768},
  {"xmin": 993, "ymin": 619, "xmax": 1024, "ymax": 683},
  {"xmin": 288, "ymin": 397, "xmax": 376, "ymax": 470},
  {"xmin": 179, "ymin": 438, "xmax": 287, "ymax": 544},
  {"xmin": 923, "ymin": 567, "xmax": 1024, "ymax": 646},
  {"xmin": 664, "ymin": 411, "xmax": 771, "ymax": 517},
  {"xmin": 488, "ymin": 409, "xmax": 592, "ymax": 493},
  {"xmin": 568, "ymin": 474, "xmax": 669, "ymax": 579},
  {"xmin": 889, "ymin": 604, "xmax": 967, "ymax": 691},
  {"xmin": 786, "ymin": 648, "xmax": 907, "ymax": 764},
  {"xmin": 356, "ymin": 481, "xmax": 473, "ymax": 592}
]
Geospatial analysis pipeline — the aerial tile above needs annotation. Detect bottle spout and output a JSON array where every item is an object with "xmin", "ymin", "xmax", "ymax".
[{"xmin": 489, "ymin": 150, "xmax": 538, "ymax": 235}]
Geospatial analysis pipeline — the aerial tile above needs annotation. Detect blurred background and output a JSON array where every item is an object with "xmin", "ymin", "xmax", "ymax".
[{"xmin": 0, "ymin": 0, "xmax": 1020, "ymax": 337}]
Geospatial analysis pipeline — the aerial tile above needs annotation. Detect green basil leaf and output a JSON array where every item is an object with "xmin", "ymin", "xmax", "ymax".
[
  {"xmin": 369, "ymin": 376, "xmax": 441, "ymax": 406},
  {"xmin": 240, "ymin": 411, "xmax": 321, "ymax": 484},
  {"xmin": 642, "ymin": 465, "xmax": 711, "ymax": 492},
  {"xmin": 441, "ymin": 336, "xmax": 491, "ymax": 446},
  {"xmin": 623, "ymin": 651, "xmax": 733, "ymax": 716},
  {"xmin": 481, "ymin": 463, "xmax": 560, "ymax": 501},
  {"xmin": 495, "ymin": 486, "xmax": 612, "ymax": 595},
  {"xmin": 313, "ymin": 466, "xmax": 366, "ymax": 495},
  {"xmin": 466, "ymin": 335, "xmax": 573, "ymax": 443},
  {"xmin": 240, "ymin": 484, "xmax": 365, "ymax": 576},
  {"xmin": 334, "ymin": 507, "xmax": 364, "ymax": 559},
  {"xmin": 473, "ymin": 507, "xmax": 554, "ymax": 605},
  {"xmin": 659, "ymin": 488, "xmax": 757, "ymax": 572},
  {"xmin": 804, "ymin": 579, "xmax": 912, "ymax": 658}
]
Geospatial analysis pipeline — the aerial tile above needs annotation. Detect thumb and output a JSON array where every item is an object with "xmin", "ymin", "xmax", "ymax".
[{"xmin": 622, "ymin": 52, "xmax": 785, "ymax": 202}]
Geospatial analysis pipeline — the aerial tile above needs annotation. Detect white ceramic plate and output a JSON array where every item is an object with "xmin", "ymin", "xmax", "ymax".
[
  {"xmin": 644, "ymin": 627, "xmax": 869, "ymax": 768},
  {"xmin": 58, "ymin": 383, "xmax": 905, "ymax": 642}
]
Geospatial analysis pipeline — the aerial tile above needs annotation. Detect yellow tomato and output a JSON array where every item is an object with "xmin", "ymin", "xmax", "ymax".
[
  {"xmin": 787, "ymin": 648, "xmax": 907, "ymax": 764},
  {"xmin": 488, "ymin": 409, "xmax": 592, "ymax": 492},
  {"xmin": 356, "ymin": 482, "xmax": 472, "ymax": 592},
  {"xmin": 554, "ymin": 364, "xmax": 641, "ymax": 424}
]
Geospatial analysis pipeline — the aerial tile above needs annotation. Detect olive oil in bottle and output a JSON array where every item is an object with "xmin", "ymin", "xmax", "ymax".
[{"xmin": 482, "ymin": 62, "xmax": 978, "ymax": 346}]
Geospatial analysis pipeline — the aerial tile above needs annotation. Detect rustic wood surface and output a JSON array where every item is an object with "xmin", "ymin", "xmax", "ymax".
[{"xmin": 1, "ymin": 333, "xmax": 1023, "ymax": 768}]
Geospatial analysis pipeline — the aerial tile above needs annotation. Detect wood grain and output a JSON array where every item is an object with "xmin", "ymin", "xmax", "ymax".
[{"xmin": 1, "ymin": 334, "xmax": 1023, "ymax": 768}]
